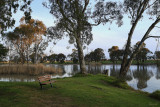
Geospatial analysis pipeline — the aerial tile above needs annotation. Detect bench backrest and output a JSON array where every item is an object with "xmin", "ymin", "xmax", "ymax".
[{"xmin": 38, "ymin": 75, "xmax": 51, "ymax": 82}]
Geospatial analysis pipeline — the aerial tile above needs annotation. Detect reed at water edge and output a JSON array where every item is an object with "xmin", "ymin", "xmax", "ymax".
[{"xmin": 0, "ymin": 64, "xmax": 62, "ymax": 76}]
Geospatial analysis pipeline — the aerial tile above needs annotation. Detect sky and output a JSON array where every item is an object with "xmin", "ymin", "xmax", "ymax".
[{"xmin": 11, "ymin": 0, "xmax": 160, "ymax": 59}]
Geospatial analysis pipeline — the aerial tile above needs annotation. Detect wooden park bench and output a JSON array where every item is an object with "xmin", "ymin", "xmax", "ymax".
[{"xmin": 38, "ymin": 75, "xmax": 55, "ymax": 89}]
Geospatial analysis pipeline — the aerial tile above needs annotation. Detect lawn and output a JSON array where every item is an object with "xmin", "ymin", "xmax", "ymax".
[{"xmin": 0, "ymin": 75, "xmax": 160, "ymax": 107}]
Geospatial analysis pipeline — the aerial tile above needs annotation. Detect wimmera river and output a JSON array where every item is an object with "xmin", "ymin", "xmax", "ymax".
[{"xmin": 0, "ymin": 64, "xmax": 160, "ymax": 93}]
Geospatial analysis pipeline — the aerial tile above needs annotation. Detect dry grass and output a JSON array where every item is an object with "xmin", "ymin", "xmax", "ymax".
[{"xmin": 0, "ymin": 64, "xmax": 62, "ymax": 76}]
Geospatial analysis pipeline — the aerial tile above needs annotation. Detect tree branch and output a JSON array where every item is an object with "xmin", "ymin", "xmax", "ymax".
[
  {"xmin": 145, "ymin": 0, "xmax": 157, "ymax": 11},
  {"xmin": 82, "ymin": 0, "xmax": 89, "ymax": 13},
  {"xmin": 146, "ymin": 35, "xmax": 160, "ymax": 39}
]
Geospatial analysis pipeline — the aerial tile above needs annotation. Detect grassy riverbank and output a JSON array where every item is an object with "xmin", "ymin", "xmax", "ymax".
[{"xmin": 0, "ymin": 75, "xmax": 160, "ymax": 107}]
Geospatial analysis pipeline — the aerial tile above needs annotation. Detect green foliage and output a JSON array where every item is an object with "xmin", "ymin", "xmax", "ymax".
[
  {"xmin": 73, "ymin": 73, "xmax": 93, "ymax": 77},
  {"xmin": 0, "ymin": 0, "xmax": 32, "ymax": 34},
  {"xmin": 108, "ymin": 46, "xmax": 125, "ymax": 63},
  {"xmin": 57, "ymin": 53, "xmax": 66, "ymax": 63},
  {"xmin": 155, "ymin": 51, "xmax": 160, "ymax": 59},
  {"xmin": 85, "ymin": 48, "xmax": 105, "ymax": 62},
  {"xmin": 0, "ymin": 44, "xmax": 8, "ymax": 61},
  {"xmin": 47, "ymin": 53, "xmax": 66, "ymax": 63},
  {"xmin": 150, "ymin": 90, "xmax": 160, "ymax": 100},
  {"xmin": 134, "ymin": 42, "xmax": 152, "ymax": 64},
  {"xmin": 72, "ymin": 58, "xmax": 79, "ymax": 63},
  {"xmin": 47, "ymin": 54, "xmax": 58, "ymax": 63},
  {"xmin": 68, "ymin": 50, "xmax": 79, "ymax": 63}
]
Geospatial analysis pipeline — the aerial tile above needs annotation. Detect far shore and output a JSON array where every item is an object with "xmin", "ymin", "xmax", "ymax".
[{"xmin": 0, "ymin": 60, "xmax": 159, "ymax": 66}]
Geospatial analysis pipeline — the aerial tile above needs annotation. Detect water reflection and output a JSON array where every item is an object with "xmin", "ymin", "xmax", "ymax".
[
  {"xmin": 0, "ymin": 64, "xmax": 160, "ymax": 93},
  {"xmin": 133, "ymin": 66, "xmax": 153, "ymax": 89},
  {"xmin": 0, "ymin": 75, "xmax": 36, "ymax": 82},
  {"xmin": 87, "ymin": 65, "xmax": 105, "ymax": 74},
  {"xmin": 110, "ymin": 65, "xmax": 132, "ymax": 81},
  {"xmin": 156, "ymin": 66, "xmax": 160, "ymax": 79}
]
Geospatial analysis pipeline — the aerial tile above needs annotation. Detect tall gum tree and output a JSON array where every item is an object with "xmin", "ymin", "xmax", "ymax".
[
  {"xmin": 5, "ymin": 23, "xmax": 34, "ymax": 64},
  {"xmin": 5, "ymin": 17, "xmax": 46, "ymax": 64},
  {"xmin": 119, "ymin": 0, "xmax": 160, "ymax": 77},
  {"xmin": 18, "ymin": 17, "xmax": 47, "ymax": 64},
  {"xmin": 44, "ymin": 0, "xmax": 123, "ymax": 74}
]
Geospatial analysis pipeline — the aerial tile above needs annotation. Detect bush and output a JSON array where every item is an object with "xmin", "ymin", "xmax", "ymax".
[
  {"xmin": 103, "ymin": 76, "xmax": 131, "ymax": 89},
  {"xmin": 150, "ymin": 90, "xmax": 160, "ymax": 100},
  {"xmin": 73, "ymin": 73, "xmax": 93, "ymax": 77}
]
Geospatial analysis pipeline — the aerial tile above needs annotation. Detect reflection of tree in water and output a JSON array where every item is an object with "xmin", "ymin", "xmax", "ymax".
[
  {"xmin": 59, "ymin": 65, "xmax": 66, "ymax": 74},
  {"xmin": 65, "ymin": 65, "xmax": 80, "ymax": 76},
  {"xmin": 0, "ymin": 75, "xmax": 36, "ymax": 82},
  {"xmin": 133, "ymin": 66, "xmax": 153, "ymax": 89},
  {"xmin": 110, "ymin": 65, "xmax": 119, "ymax": 77},
  {"xmin": 110, "ymin": 65, "xmax": 132, "ymax": 81},
  {"xmin": 72, "ymin": 65, "xmax": 79, "ymax": 74},
  {"xmin": 87, "ymin": 65, "xmax": 105, "ymax": 74},
  {"xmin": 126, "ymin": 71, "xmax": 133, "ymax": 81},
  {"xmin": 156, "ymin": 66, "xmax": 160, "ymax": 79}
]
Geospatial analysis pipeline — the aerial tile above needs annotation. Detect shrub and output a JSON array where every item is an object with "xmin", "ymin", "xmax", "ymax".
[
  {"xmin": 73, "ymin": 73, "xmax": 93, "ymax": 77},
  {"xmin": 150, "ymin": 90, "xmax": 160, "ymax": 100},
  {"xmin": 103, "ymin": 76, "xmax": 131, "ymax": 89}
]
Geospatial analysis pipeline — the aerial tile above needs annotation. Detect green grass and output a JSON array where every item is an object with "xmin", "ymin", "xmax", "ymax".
[{"xmin": 0, "ymin": 75, "xmax": 160, "ymax": 107}]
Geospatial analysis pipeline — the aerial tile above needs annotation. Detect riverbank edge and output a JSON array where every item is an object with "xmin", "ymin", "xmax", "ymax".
[{"xmin": 0, "ymin": 74, "xmax": 159, "ymax": 107}]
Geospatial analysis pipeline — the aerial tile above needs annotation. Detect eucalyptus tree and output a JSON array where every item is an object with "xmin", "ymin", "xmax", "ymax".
[
  {"xmin": 85, "ymin": 48, "xmax": 105, "ymax": 62},
  {"xmin": 155, "ymin": 51, "xmax": 160, "ymax": 59},
  {"xmin": 5, "ymin": 27, "xmax": 31, "ymax": 64},
  {"xmin": 133, "ymin": 42, "xmax": 152, "ymax": 64},
  {"xmin": 44, "ymin": 0, "xmax": 123, "ymax": 74},
  {"xmin": 5, "ymin": 17, "xmax": 47, "ymax": 64},
  {"xmin": 119, "ymin": 0, "xmax": 160, "ymax": 77},
  {"xmin": 94, "ymin": 48, "xmax": 105, "ymax": 62},
  {"xmin": 20, "ymin": 18, "xmax": 47, "ymax": 64},
  {"xmin": 68, "ymin": 50, "xmax": 79, "ymax": 64},
  {"xmin": 47, "ymin": 54, "xmax": 58, "ymax": 63},
  {"xmin": 5, "ymin": 17, "xmax": 35, "ymax": 64},
  {"xmin": 57, "ymin": 53, "xmax": 66, "ymax": 63},
  {"xmin": 108, "ymin": 46, "xmax": 124, "ymax": 64},
  {"xmin": 0, "ymin": 0, "xmax": 32, "ymax": 34}
]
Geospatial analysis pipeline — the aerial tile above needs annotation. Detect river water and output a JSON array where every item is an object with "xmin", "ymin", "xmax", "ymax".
[{"xmin": 0, "ymin": 64, "xmax": 160, "ymax": 93}]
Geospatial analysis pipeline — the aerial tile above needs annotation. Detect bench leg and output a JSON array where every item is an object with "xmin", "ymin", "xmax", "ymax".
[
  {"xmin": 50, "ymin": 83, "xmax": 53, "ymax": 87},
  {"xmin": 40, "ymin": 84, "xmax": 43, "ymax": 89}
]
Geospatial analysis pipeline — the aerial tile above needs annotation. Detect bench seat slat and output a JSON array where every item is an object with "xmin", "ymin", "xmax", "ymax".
[
  {"xmin": 38, "ymin": 75, "xmax": 55, "ymax": 89},
  {"xmin": 39, "ymin": 78, "xmax": 51, "ymax": 82},
  {"xmin": 40, "ymin": 80, "xmax": 55, "ymax": 85}
]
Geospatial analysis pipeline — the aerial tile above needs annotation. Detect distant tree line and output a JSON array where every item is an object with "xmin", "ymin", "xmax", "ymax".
[
  {"xmin": 108, "ymin": 42, "xmax": 156, "ymax": 65},
  {"xmin": 1, "ymin": 41, "xmax": 160, "ymax": 65},
  {"xmin": 85, "ymin": 48, "xmax": 105, "ymax": 62}
]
